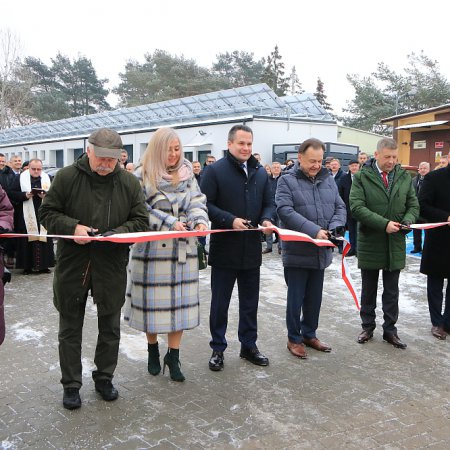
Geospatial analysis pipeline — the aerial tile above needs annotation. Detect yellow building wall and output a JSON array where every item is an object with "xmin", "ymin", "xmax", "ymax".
[
  {"xmin": 337, "ymin": 126, "xmax": 384, "ymax": 156},
  {"xmin": 395, "ymin": 112, "xmax": 439, "ymax": 164}
]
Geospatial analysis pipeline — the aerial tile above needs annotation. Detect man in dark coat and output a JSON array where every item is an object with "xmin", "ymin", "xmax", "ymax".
[
  {"xmin": 350, "ymin": 138, "xmax": 419, "ymax": 349},
  {"xmin": 276, "ymin": 138, "xmax": 346, "ymax": 359},
  {"xmin": 410, "ymin": 161, "xmax": 430, "ymax": 253},
  {"xmin": 337, "ymin": 159, "xmax": 360, "ymax": 256},
  {"xmin": 200, "ymin": 125, "xmax": 274, "ymax": 371},
  {"xmin": 40, "ymin": 128, "xmax": 148, "ymax": 410},
  {"xmin": 418, "ymin": 162, "xmax": 450, "ymax": 340},
  {"xmin": 0, "ymin": 154, "xmax": 19, "ymax": 268}
]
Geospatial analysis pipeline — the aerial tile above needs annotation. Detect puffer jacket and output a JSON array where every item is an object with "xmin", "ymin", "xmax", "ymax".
[
  {"xmin": 39, "ymin": 155, "xmax": 148, "ymax": 317},
  {"xmin": 350, "ymin": 160, "xmax": 419, "ymax": 271},
  {"xmin": 276, "ymin": 163, "xmax": 346, "ymax": 269}
]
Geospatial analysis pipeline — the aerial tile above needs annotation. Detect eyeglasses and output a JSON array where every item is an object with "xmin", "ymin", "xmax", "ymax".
[{"xmin": 30, "ymin": 168, "xmax": 42, "ymax": 171}]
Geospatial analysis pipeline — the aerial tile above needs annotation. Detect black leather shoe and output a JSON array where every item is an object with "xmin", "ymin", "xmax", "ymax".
[
  {"xmin": 209, "ymin": 350, "xmax": 224, "ymax": 371},
  {"xmin": 357, "ymin": 329, "xmax": 373, "ymax": 344},
  {"xmin": 95, "ymin": 380, "xmax": 119, "ymax": 401},
  {"xmin": 345, "ymin": 250, "xmax": 356, "ymax": 257},
  {"xmin": 63, "ymin": 387, "xmax": 81, "ymax": 410},
  {"xmin": 383, "ymin": 333, "xmax": 407, "ymax": 349},
  {"xmin": 262, "ymin": 248, "xmax": 272, "ymax": 254},
  {"xmin": 240, "ymin": 347, "xmax": 269, "ymax": 366},
  {"xmin": 410, "ymin": 248, "xmax": 421, "ymax": 254}
]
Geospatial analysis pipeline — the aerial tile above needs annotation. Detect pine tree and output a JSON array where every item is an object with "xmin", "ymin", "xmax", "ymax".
[
  {"xmin": 261, "ymin": 45, "xmax": 289, "ymax": 96},
  {"xmin": 288, "ymin": 66, "xmax": 304, "ymax": 95},
  {"xmin": 314, "ymin": 77, "xmax": 332, "ymax": 110}
]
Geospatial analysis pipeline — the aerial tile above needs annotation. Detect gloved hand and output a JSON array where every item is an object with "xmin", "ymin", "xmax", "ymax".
[
  {"xmin": 330, "ymin": 226, "xmax": 346, "ymax": 238},
  {"xmin": 327, "ymin": 226, "xmax": 346, "ymax": 245},
  {"xmin": 2, "ymin": 267, "xmax": 11, "ymax": 284},
  {"xmin": 399, "ymin": 221, "xmax": 412, "ymax": 235}
]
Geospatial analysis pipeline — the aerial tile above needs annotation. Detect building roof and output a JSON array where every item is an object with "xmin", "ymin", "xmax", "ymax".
[
  {"xmin": 0, "ymin": 84, "xmax": 333, "ymax": 147},
  {"xmin": 381, "ymin": 103, "xmax": 450, "ymax": 123}
]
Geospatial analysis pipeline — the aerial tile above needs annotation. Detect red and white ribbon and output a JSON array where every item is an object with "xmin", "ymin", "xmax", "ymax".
[
  {"xmin": 0, "ymin": 226, "xmax": 335, "ymax": 246},
  {"xmin": 2, "ymin": 222, "xmax": 449, "ymax": 312}
]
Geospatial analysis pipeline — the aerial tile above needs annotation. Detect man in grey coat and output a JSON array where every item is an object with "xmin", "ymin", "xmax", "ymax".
[{"xmin": 276, "ymin": 138, "xmax": 346, "ymax": 359}]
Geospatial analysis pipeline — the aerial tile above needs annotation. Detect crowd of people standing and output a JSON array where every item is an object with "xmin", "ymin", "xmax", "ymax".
[{"xmin": 1, "ymin": 126, "xmax": 448, "ymax": 412}]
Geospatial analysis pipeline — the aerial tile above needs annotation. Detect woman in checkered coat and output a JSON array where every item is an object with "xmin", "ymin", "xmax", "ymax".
[{"xmin": 124, "ymin": 128, "xmax": 208, "ymax": 381}]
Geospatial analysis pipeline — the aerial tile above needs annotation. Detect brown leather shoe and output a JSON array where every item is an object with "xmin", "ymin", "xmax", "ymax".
[
  {"xmin": 357, "ymin": 329, "xmax": 373, "ymax": 344},
  {"xmin": 303, "ymin": 337, "xmax": 332, "ymax": 352},
  {"xmin": 287, "ymin": 341, "xmax": 307, "ymax": 359},
  {"xmin": 431, "ymin": 326, "xmax": 447, "ymax": 340},
  {"xmin": 383, "ymin": 333, "xmax": 407, "ymax": 349}
]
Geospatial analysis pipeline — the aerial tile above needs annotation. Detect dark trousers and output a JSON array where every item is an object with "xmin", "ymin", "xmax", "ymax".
[
  {"xmin": 360, "ymin": 269, "xmax": 400, "ymax": 335},
  {"xmin": 412, "ymin": 229, "xmax": 422, "ymax": 251},
  {"xmin": 348, "ymin": 218, "xmax": 357, "ymax": 252},
  {"xmin": 427, "ymin": 275, "xmax": 450, "ymax": 328},
  {"xmin": 284, "ymin": 267, "xmax": 325, "ymax": 343},
  {"xmin": 210, "ymin": 267, "xmax": 260, "ymax": 352},
  {"xmin": 58, "ymin": 301, "xmax": 121, "ymax": 388}
]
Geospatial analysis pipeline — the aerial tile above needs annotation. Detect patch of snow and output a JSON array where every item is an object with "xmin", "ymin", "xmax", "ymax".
[
  {"xmin": 10, "ymin": 321, "xmax": 45, "ymax": 343},
  {"xmin": 119, "ymin": 331, "xmax": 166, "ymax": 361}
]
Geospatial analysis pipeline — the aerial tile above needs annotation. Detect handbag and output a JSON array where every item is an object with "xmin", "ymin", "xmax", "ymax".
[{"xmin": 197, "ymin": 241, "xmax": 207, "ymax": 270}]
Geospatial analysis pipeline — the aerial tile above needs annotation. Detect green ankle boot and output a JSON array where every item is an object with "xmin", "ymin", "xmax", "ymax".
[
  {"xmin": 147, "ymin": 342, "xmax": 161, "ymax": 376},
  {"xmin": 163, "ymin": 348, "xmax": 185, "ymax": 382}
]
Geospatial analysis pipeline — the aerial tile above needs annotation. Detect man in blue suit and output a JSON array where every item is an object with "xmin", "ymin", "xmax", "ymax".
[{"xmin": 200, "ymin": 125, "xmax": 274, "ymax": 371}]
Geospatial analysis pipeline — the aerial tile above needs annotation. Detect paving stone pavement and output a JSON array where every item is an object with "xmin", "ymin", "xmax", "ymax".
[{"xmin": 0, "ymin": 250, "xmax": 449, "ymax": 449}]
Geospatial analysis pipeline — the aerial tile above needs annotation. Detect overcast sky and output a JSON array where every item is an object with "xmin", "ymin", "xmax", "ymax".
[{"xmin": 2, "ymin": 0, "xmax": 448, "ymax": 115}]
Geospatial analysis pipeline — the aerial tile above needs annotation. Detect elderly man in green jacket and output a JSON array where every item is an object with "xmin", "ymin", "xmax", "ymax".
[
  {"xmin": 350, "ymin": 137, "xmax": 419, "ymax": 349},
  {"xmin": 40, "ymin": 128, "xmax": 148, "ymax": 410}
]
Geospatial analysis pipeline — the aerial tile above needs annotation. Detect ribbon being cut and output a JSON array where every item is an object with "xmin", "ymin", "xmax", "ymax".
[{"xmin": 3, "ymin": 222, "xmax": 449, "ymax": 311}]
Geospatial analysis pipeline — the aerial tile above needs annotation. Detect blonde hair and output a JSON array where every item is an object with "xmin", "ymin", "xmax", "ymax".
[{"xmin": 141, "ymin": 128, "xmax": 183, "ymax": 191}]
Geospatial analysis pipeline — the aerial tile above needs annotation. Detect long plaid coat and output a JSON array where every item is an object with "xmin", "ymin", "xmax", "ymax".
[{"xmin": 124, "ymin": 163, "xmax": 208, "ymax": 333}]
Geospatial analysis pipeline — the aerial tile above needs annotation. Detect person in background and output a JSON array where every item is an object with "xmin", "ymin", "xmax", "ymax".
[
  {"xmin": 329, "ymin": 158, "xmax": 345, "ymax": 184},
  {"xmin": 418, "ymin": 155, "xmax": 450, "ymax": 340},
  {"xmin": 201, "ymin": 124, "xmax": 274, "ymax": 371},
  {"xmin": 0, "ymin": 185, "xmax": 14, "ymax": 346},
  {"xmin": 358, "ymin": 152, "xmax": 369, "ymax": 166},
  {"xmin": 350, "ymin": 137, "xmax": 419, "ymax": 349},
  {"xmin": 283, "ymin": 159, "xmax": 294, "ymax": 172},
  {"xmin": 0, "ymin": 153, "xmax": 18, "ymax": 269},
  {"xmin": 125, "ymin": 162, "xmax": 135, "ymax": 173},
  {"xmin": 9, "ymin": 159, "xmax": 54, "ymax": 275},
  {"xmin": 21, "ymin": 161, "xmax": 29, "ymax": 172},
  {"xmin": 204, "ymin": 155, "xmax": 216, "ymax": 167},
  {"xmin": 324, "ymin": 156, "xmax": 333, "ymax": 171},
  {"xmin": 192, "ymin": 161, "xmax": 202, "ymax": 182},
  {"xmin": 40, "ymin": 128, "xmax": 148, "ymax": 410},
  {"xmin": 264, "ymin": 164, "xmax": 272, "ymax": 176},
  {"xmin": 338, "ymin": 159, "xmax": 360, "ymax": 257},
  {"xmin": 192, "ymin": 160, "xmax": 207, "ymax": 251},
  {"xmin": 410, "ymin": 161, "xmax": 430, "ymax": 254},
  {"xmin": 253, "ymin": 153, "xmax": 261, "ymax": 163},
  {"xmin": 277, "ymin": 138, "xmax": 346, "ymax": 359},
  {"xmin": 0, "ymin": 154, "xmax": 6, "ymax": 172},
  {"xmin": 125, "ymin": 128, "xmax": 208, "ymax": 382},
  {"xmin": 434, "ymin": 155, "xmax": 448, "ymax": 170},
  {"xmin": 120, "ymin": 149, "xmax": 128, "ymax": 168},
  {"xmin": 263, "ymin": 161, "xmax": 282, "ymax": 255},
  {"xmin": 9, "ymin": 155, "xmax": 22, "ymax": 175}
]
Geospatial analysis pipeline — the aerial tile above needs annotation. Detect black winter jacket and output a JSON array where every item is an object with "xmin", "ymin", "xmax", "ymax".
[
  {"xmin": 419, "ymin": 166, "xmax": 450, "ymax": 278},
  {"xmin": 200, "ymin": 152, "xmax": 274, "ymax": 270}
]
